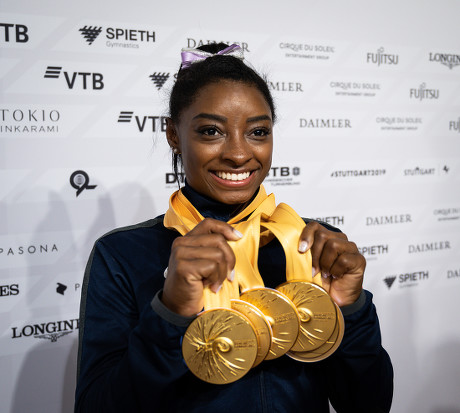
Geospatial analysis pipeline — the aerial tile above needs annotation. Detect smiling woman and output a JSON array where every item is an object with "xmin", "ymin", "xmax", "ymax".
[{"xmin": 75, "ymin": 43, "xmax": 393, "ymax": 413}]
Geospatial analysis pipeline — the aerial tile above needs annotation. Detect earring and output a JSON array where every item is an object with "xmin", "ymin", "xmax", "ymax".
[{"xmin": 173, "ymin": 147, "xmax": 181, "ymax": 155}]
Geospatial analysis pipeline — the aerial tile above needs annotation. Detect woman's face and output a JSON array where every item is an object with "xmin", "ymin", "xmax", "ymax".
[{"xmin": 168, "ymin": 80, "xmax": 273, "ymax": 205}]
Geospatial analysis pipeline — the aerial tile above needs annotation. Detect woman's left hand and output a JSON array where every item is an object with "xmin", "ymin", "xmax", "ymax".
[{"xmin": 298, "ymin": 221, "xmax": 365, "ymax": 307}]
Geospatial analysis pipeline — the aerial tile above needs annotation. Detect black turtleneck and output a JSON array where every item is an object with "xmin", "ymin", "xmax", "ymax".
[{"xmin": 181, "ymin": 182, "xmax": 286, "ymax": 288}]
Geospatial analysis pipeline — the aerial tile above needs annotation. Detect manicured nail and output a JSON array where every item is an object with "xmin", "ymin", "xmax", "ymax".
[
  {"xmin": 322, "ymin": 272, "xmax": 329, "ymax": 279},
  {"xmin": 312, "ymin": 267, "xmax": 317, "ymax": 278},
  {"xmin": 163, "ymin": 267, "xmax": 168, "ymax": 278},
  {"xmin": 298, "ymin": 241, "xmax": 308, "ymax": 253},
  {"xmin": 233, "ymin": 229, "xmax": 243, "ymax": 238},
  {"xmin": 228, "ymin": 269, "xmax": 235, "ymax": 282}
]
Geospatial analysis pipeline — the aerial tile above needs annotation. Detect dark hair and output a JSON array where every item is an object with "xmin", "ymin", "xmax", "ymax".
[{"xmin": 169, "ymin": 43, "xmax": 276, "ymax": 183}]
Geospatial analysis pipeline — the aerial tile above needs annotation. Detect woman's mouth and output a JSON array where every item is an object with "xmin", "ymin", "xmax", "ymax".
[{"xmin": 215, "ymin": 171, "xmax": 251, "ymax": 181}]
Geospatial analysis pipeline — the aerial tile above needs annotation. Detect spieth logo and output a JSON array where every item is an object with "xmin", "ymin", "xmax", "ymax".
[
  {"xmin": 117, "ymin": 111, "xmax": 167, "ymax": 132},
  {"xmin": 44, "ymin": 66, "xmax": 104, "ymax": 90},
  {"xmin": 450, "ymin": 118, "xmax": 460, "ymax": 133},
  {"xmin": 313, "ymin": 216, "xmax": 345, "ymax": 227},
  {"xmin": 186, "ymin": 38, "xmax": 250, "ymax": 52},
  {"xmin": 0, "ymin": 108, "xmax": 60, "ymax": 134},
  {"xmin": 0, "ymin": 23, "xmax": 29, "ymax": 43},
  {"xmin": 358, "ymin": 244, "xmax": 389, "ymax": 261},
  {"xmin": 79, "ymin": 25, "xmax": 155, "ymax": 48},
  {"xmin": 269, "ymin": 81, "xmax": 304, "ymax": 92},
  {"xmin": 79, "ymin": 26, "xmax": 102, "ymax": 45},
  {"xmin": 409, "ymin": 83, "xmax": 439, "ymax": 101},
  {"xmin": 384, "ymin": 270, "xmax": 429, "ymax": 289},
  {"xmin": 149, "ymin": 72, "xmax": 170, "ymax": 90},
  {"xmin": 11, "ymin": 319, "xmax": 79, "ymax": 342},
  {"xmin": 429, "ymin": 52, "xmax": 460, "ymax": 70},
  {"xmin": 366, "ymin": 47, "xmax": 399, "ymax": 66}
]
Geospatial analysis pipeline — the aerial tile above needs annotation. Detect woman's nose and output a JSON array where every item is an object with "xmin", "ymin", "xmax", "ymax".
[{"xmin": 221, "ymin": 134, "xmax": 252, "ymax": 165}]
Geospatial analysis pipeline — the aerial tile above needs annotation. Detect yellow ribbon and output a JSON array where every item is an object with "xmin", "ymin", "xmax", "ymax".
[{"xmin": 164, "ymin": 185, "xmax": 276, "ymax": 310}]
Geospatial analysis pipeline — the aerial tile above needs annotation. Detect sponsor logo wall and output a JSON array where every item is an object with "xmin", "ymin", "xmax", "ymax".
[{"xmin": 1, "ymin": 2, "xmax": 460, "ymax": 413}]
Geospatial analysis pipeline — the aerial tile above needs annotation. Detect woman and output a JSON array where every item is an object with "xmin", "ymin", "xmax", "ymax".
[{"xmin": 75, "ymin": 43, "xmax": 393, "ymax": 412}]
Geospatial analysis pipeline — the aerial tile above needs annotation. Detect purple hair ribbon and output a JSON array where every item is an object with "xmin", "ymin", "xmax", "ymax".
[{"xmin": 180, "ymin": 44, "xmax": 243, "ymax": 69}]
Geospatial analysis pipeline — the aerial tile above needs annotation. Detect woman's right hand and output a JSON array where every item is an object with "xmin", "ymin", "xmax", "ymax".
[{"xmin": 161, "ymin": 218, "xmax": 242, "ymax": 317}]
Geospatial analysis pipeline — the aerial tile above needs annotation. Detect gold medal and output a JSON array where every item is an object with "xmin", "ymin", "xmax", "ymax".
[
  {"xmin": 182, "ymin": 308, "xmax": 258, "ymax": 384},
  {"xmin": 277, "ymin": 281, "xmax": 337, "ymax": 352},
  {"xmin": 240, "ymin": 288, "xmax": 299, "ymax": 360},
  {"xmin": 231, "ymin": 299, "xmax": 272, "ymax": 367},
  {"xmin": 287, "ymin": 302, "xmax": 344, "ymax": 362}
]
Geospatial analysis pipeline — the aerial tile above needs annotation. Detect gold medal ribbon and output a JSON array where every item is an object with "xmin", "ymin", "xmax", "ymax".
[{"xmin": 164, "ymin": 185, "xmax": 276, "ymax": 310}]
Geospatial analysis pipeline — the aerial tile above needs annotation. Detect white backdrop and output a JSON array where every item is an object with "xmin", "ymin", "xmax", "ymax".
[{"xmin": 1, "ymin": 0, "xmax": 460, "ymax": 412}]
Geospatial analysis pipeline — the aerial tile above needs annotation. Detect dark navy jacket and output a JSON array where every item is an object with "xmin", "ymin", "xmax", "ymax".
[{"xmin": 75, "ymin": 187, "xmax": 393, "ymax": 412}]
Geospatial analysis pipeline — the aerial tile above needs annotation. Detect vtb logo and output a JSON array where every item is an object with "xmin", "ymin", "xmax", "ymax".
[
  {"xmin": 118, "ymin": 111, "xmax": 167, "ymax": 132},
  {"xmin": 44, "ymin": 66, "xmax": 104, "ymax": 90},
  {"xmin": 0, "ymin": 23, "xmax": 29, "ymax": 43}
]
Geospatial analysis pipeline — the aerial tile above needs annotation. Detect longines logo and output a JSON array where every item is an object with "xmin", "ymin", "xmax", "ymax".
[
  {"xmin": 44, "ymin": 66, "xmax": 104, "ymax": 90},
  {"xmin": 150, "ymin": 72, "xmax": 170, "ymax": 90},
  {"xmin": 358, "ymin": 244, "xmax": 389, "ymax": 261},
  {"xmin": 433, "ymin": 207, "xmax": 460, "ymax": 222},
  {"xmin": 450, "ymin": 118, "xmax": 460, "ymax": 133},
  {"xmin": 429, "ymin": 52, "xmax": 460, "ymax": 69},
  {"xmin": 408, "ymin": 240, "xmax": 451, "ymax": 253},
  {"xmin": 0, "ymin": 244, "xmax": 58, "ymax": 256},
  {"xmin": 384, "ymin": 270, "xmax": 429, "ymax": 289},
  {"xmin": 313, "ymin": 216, "xmax": 345, "ymax": 227},
  {"xmin": 366, "ymin": 47, "xmax": 399, "ymax": 66},
  {"xmin": 117, "ymin": 111, "xmax": 167, "ymax": 132},
  {"xmin": 300, "ymin": 118, "xmax": 352, "ymax": 128},
  {"xmin": 279, "ymin": 42, "xmax": 335, "ymax": 60},
  {"xmin": 0, "ymin": 284, "xmax": 19, "ymax": 297},
  {"xmin": 264, "ymin": 166, "xmax": 301, "ymax": 187},
  {"xmin": 11, "ymin": 318, "xmax": 79, "ymax": 342},
  {"xmin": 365, "ymin": 214, "xmax": 412, "ymax": 226},
  {"xmin": 447, "ymin": 269, "xmax": 460, "ymax": 279},
  {"xmin": 330, "ymin": 169, "xmax": 386, "ymax": 178},
  {"xmin": 409, "ymin": 83, "xmax": 439, "ymax": 101},
  {"xmin": 70, "ymin": 170, "xmax": 97, "ymax": 197},
  {"xmin": 269, "ymin": 81, "xmax": 304, "ymax": 92},
  {"xmin": 330, "ymin": 81, "xmax": 381, "ymax": 97},
  {"xmin": 186, "ymin": 38, "xmax": 250, "ymax": 52},
  {"xmin": 376, "ymin": 116, "xmax": 422, "ymax": 131},
  {"xmin": 79, "ymin": 25, "xmax": 155, "ymax": 49},
  {"xmin": 0, "ymin": 23, "xmax": 29, "ymax": 43},
  {"xmin": 0, "ymin": 108, "xmax": 60, "ymax": 134}
]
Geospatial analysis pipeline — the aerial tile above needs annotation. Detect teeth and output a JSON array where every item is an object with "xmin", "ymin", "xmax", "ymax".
[{"xmin": 216, "ymin": 171, "xmax": 251, "ymax": 181}]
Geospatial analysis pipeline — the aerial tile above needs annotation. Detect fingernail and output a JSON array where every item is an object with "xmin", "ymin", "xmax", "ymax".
[
  {"xmin": 312, "ymin": 267, "xmax": 317, "ymax": 278},
  {"xmin": 233, "ymin": 229, "xmax": 243, "ymax": 238},
  {"xmin": 163, "ymin": 267, "xmax": 168, "ymax": 278},
  {"xmin": 322, "ymin": 272, "xmax": 329, "ymax": 279},
  {"xmin": 228, "ymin": 269, "xmax": 235, "ymax": 282},
  {"xmin": 214, "ymin": 284, "xmax": 223, "ymax": 293},
  {"xmin": 298, "ymin": 241, "xmax": 308, "ymax": 253}
]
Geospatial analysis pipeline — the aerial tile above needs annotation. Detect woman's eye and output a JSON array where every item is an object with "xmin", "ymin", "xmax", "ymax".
[
  {"xmin": 252, "ymin": 128, "xmax": 270, "ymax": 137},
  {"xmin": 201, "ymin": 127, "xmax": 219, "ymax": 136}
]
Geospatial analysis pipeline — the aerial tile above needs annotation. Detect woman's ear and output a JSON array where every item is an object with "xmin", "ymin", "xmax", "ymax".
[{"xmin": 166, "ymin": 117, "xmax": 180, "ymax": 152}]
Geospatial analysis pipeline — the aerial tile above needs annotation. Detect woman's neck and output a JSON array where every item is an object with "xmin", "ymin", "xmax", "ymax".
[{"xmin": 181, "ymin": 182, "xmax": 258, "ymax": 222}]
